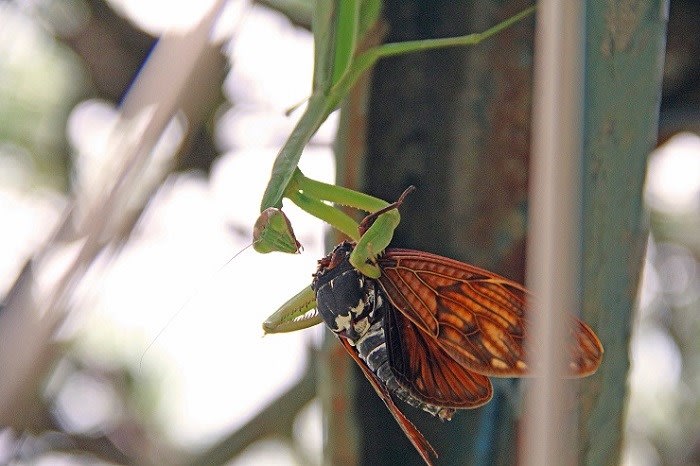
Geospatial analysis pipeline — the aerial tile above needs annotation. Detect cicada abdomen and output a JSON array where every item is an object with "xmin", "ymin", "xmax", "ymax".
[{"xmin": 312, "ymin": 242, "xmax": 465, "ymax": 420}]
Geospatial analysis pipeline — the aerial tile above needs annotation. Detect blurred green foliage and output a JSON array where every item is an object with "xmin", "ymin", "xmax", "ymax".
[{"xmin": 0, "ymin": 3, "xmax": 89, "ymax": 190}]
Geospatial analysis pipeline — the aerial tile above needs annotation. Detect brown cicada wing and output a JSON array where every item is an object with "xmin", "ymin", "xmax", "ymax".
[
  {"xmin": 383, "ymin": 303, "xmax": 493, "ymax": 410},
  {"xmin": 378, "ymin": 249, "xmax": 603, "ymax": 378},
  {"xmin": 337, "ymin": 338, "xmax": 438, "ymax": 466}
]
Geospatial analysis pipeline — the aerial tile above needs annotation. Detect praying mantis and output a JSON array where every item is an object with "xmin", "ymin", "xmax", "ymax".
[
  {"xmin": 255, "ymin": 4, "xmax": 537, "ymax": 333},
  {"xmin": 260, "ymin": 170, "xmax": 407, "ymax": 333}
]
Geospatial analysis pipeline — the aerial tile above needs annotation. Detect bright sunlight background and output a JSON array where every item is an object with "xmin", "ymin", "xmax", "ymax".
[
  {"xmin": 0, "ymin": 1, "xmax": 698, "ymax": 464},
  {"xmin": 1, "ymin": 1, "xmax": 331, "ymax": 464}
]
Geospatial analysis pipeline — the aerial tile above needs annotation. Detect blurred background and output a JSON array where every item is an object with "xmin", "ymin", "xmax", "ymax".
[{"xmin": 0, "ymin": 0, "xmax": 697, "ymax": 465}]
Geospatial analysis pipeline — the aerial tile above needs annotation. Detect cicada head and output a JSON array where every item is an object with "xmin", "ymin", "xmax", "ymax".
[{"xmin": 312, "ymin": 242, "xmax": 381, "ymax": 342}]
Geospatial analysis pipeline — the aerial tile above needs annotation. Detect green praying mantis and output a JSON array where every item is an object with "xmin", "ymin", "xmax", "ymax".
[
  {"xmin": 255, "ymin": 3, "xmax": 536, "ymax": 334},
  {"xmin": 259, "ymin": 169, "xmax": 408, "ymax": 333}
]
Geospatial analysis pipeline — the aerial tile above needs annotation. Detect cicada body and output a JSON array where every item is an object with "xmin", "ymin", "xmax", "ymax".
[
  {"xmin": 311, "ymin": 240, "xmax": 604, "ymax": 466},
  {"xmin": 312, "ymin": 242, "xmax": 467, "ymax": 421}
]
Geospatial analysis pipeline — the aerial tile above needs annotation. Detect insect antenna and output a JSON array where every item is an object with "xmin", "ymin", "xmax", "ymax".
[{"xmin": 138, "ymin": 239, "xmax": 258, "ymax": 372}]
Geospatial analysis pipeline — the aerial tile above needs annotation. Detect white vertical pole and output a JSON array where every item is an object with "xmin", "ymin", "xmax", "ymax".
[{"xmin": 523, "ymin": 1, "xmax": 585, "ymax": 465}]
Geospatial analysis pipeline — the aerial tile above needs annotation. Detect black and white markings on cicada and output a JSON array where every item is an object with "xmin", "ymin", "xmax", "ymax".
[
  {"xmin": 312, "ymin": 242, "xmax": 458, "ymax": 421},
  {"xmin": 312, "ymin": 242, "xmax": 376, "ymax": 341}
]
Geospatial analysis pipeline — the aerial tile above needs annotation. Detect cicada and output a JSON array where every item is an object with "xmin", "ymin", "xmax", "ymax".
[
  {"xmin": 265, "ymin": 189, "xmax": 603, "ymax": 465},
  {"xmin": 310, "ymin": 241, "xmax": 603, "ymax": 466}
]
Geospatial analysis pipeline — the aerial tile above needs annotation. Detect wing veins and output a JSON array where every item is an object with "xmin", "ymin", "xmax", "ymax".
[
  {"xmin": 395, "ymin": 263, "xmax": 525, "ymax": 329},
  {"xmin": 396, "ymin": 266, "xmax": 528, "ymax": 374},
  {"xmin": 388, "ymin": 308, "xmax": 492, "ymax": 407},
  {"xmin": 379, "ymin": 250, "xmax": 602, "ymax": 378}
]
